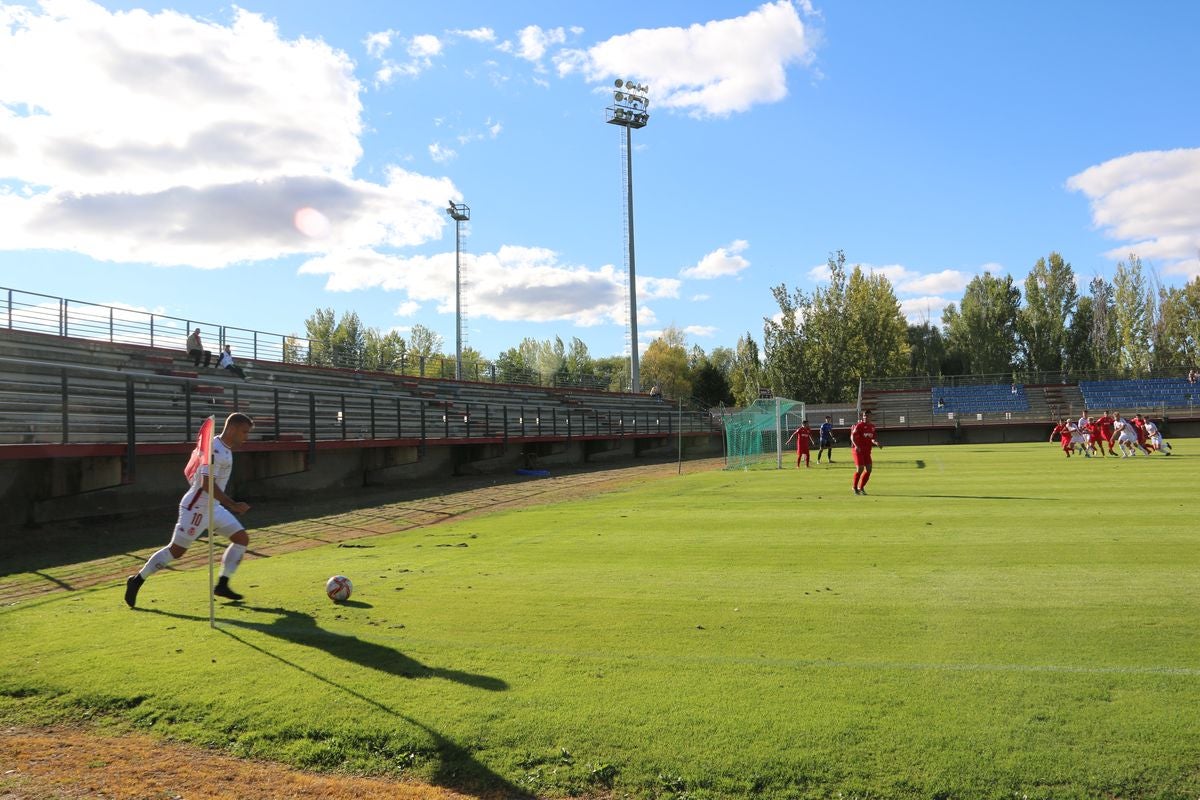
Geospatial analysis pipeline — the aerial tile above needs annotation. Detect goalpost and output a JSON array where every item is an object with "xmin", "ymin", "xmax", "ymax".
[{"xmin": 722, "ymin": 397, "xmax": 806, "ymax": 470}]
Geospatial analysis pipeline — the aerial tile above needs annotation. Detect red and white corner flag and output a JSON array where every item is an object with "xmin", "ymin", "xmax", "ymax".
[
  {"xmin": 183, "ymin": 416, "xmax": 218, "ymax": 628},
  {"xmin": 184, "ymin": 416, "xmax": 216, "ymax": 483}
]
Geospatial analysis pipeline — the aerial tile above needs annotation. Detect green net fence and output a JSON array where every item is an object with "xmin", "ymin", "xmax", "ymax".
[{"xmin": 722, "ymin": 397, "xmax": 806, "ymax": 470}]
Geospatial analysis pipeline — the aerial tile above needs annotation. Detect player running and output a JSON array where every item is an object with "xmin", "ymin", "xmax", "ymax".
[
  {"xmin": 1096, "ymin": 410, "xmax": 1116, "ymax": 456},
  {"xmin": 850, "ymin": 410, "xmax": 883, "ymax": 495},
  {"xmin": 1140, "ymin": 416, "xmax": 1172, "ymax": 455},
  {"xmin": 1111, "ymin": 413, "xmax": 1146, "ymax": 458},
  {"xmin": 125, "ymin": 413, "xmax": 256, "ymax": 608},
  {"xmin": 1049, "ymin": 418, "xmax": 1075, "ymax": 457}
]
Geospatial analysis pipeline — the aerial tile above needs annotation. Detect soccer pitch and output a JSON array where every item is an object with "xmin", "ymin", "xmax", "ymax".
[{"xmin": 2, "ymin": 442, "xmax": 1198, "ymax": 799}]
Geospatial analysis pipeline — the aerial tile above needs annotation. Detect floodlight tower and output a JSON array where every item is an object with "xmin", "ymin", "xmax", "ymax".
[
  {"xmin": 446, "ymin": 199, "xmax": 470, "ymax": 380},
  {"xmin": 605, "ymin": 79, "xmax": 650, "ymax": 392}
]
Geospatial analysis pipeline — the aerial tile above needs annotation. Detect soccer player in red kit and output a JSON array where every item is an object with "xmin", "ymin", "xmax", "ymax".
[
  {"xmin": 1049, "ymin": 418, "xmax": 1074, "ymax": 457},
  {"xmin": 1086, "ymin": 416, "xmax": 1105, "ymax": 457},
  {"xmin": 788, "ymin": 420, "xmax": 815, "ymax": 468},
  {"xmin": 850, "ymin": 410, "xmax": 882, "ymax": 494},
  {"xmin": 1096, "ymin": 410, "xmax": 1116, "ymax": 455}
]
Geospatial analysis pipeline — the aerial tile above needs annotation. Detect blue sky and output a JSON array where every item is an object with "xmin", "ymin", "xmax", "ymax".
[{"xmin": 1, "ymin": 0, "xmax": 1198, "ymax": 361}]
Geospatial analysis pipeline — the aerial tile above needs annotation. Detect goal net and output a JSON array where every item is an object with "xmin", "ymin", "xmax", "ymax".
[{"xmin": 722, "ymin": 397, "xmax": 806, "ymax": 470}]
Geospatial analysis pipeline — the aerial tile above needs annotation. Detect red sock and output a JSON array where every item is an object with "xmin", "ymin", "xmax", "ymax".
[
  {"xmin": 860, "ymin": 472, "xmax": 871, "ymax": 488},
  {"xmin": 852, "ymin": 474, "xmax": 860, "ymax": 490}
]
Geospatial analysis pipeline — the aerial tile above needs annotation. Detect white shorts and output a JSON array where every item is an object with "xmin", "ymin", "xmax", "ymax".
[
  {"xmin": 1070, "ymin": 433, "xmax": 1087, "ymax": 445},
  {"xmin": 1148, "ymin": 433, "xmax": 1163, "ymax": 448},
  {"xmin": 1117, "ymin": 432, "xmax": 1138, "ymax": 445},
  {"xmin": 171, "ymin": 492, "xmax": 243, "ymax": 548}
]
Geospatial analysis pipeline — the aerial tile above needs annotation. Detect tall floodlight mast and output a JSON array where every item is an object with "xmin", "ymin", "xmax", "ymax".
[
  {"xmin": 446, "ymin": 200, "xmax": 470, "ymax": 380},
  {"xmin": 605, "ymin": 79, "xmax": 650, "ymax": 392}
]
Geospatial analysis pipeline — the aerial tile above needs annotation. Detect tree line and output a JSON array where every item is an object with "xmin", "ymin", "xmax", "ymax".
[{"xmin": 291, "ymin": 249, "xmax": 1200, "ymax": 406}]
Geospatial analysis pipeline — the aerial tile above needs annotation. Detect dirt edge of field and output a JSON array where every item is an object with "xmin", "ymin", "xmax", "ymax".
[{"xmin": 1, "ymin": 458, "xmax": 723, "ymax": 800}]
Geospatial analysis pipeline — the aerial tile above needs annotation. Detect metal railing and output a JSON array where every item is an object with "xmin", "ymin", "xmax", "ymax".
[
  {"xmin": 1, "ymin": 287, "xmax": 621, "ymax": 392},
  {"xmin": 0, "ymin": 357, "xmax": 719, "ymax": 458}
]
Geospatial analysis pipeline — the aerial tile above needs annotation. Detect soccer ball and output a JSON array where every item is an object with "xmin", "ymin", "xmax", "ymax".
[{"xmin": 325, "ymin": 575, "xmax": 353, "ymax": 603}]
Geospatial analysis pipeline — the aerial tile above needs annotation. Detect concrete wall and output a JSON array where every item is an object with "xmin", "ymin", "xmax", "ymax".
[{"xmin": 1, "ymin": 433, "xmax": 724, "ymax": 531}]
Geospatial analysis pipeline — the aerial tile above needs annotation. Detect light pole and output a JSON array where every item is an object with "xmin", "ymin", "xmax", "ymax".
[
  {"xmin": 445, "ymin": 200, "xmax": 470, "ymax": 380},
  {"xmin": 606, "ymin": 78, "xmax": 650, "ymax": 392}
]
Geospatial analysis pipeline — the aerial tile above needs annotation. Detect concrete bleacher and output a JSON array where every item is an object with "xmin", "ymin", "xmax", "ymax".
[
  {"xmin": 932, "ymin": 383, "xmax": 1030, "ymax": 414},
  {"xmin": 1078, "ymin": 377, "xmax": 1197, "ymax": 412},
  {"xmin": 0, "ymin": 329, "xmax": 712, "ymax": 447}
]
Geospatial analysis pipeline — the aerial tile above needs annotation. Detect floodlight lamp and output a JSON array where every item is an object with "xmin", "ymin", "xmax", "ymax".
[
  {"xmin": 615, "ymin": 91, "xmax": 624, "ymax": 101},
  {"xmin": 614, "ymin": 78, "xmax": 624, "ymax": 88},
  {"xmin": 625, "ymin": 78, "xmax": 635, "ymax": 88}
]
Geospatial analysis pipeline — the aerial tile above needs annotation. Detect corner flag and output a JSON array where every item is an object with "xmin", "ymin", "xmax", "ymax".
[{"xmin": 184, "ymin": 416, "xmax": 215, "ymax": 483}]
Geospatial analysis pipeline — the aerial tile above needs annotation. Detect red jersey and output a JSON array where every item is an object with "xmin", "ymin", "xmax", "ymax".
[
  {"xmin": 1133, "ymin": 418, "xmax": 1147, "ymax": 443},
  {"xmin": 1096, "ymin": 415, "xmax": 1114, "ymax": 439},
  {"xmin": 850, "ymin": 421, "xmax": 878, "ymax": 452},
  {"xmin": 1051, "ymin": 423, "xmax": 1072, "ymax": 442},
  {"xmin": 796, "ymin": 425, "xmax": 812, "ymax": 451}
]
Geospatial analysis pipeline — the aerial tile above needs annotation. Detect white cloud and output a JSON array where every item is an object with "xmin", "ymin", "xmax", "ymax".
[
  {"xmin": 500, "ymin": 25, "xmax": 567, "ymax": 65},
  {"xmin": 691, "ymin": 293, "xmax": 710, "ymax": 302},
  {"xmin": 367, "ymin": 30, "xmax": 444, "ymax": 83},
  {"xmin": 556, "ymin": 1, "xmax": 818, "ymax": 117},
  {"xmin": 806, "ymin": 261, "xmax": 976, "ymax": 298},
  {"xmin": 680, "ymin": 240, "xmax": 751, "ymax": 278},
  {"xmin": 640, "ymin": 275, "xmax": 682, "ymax": 299},
  {"xmin": 448, "ymin": 27, "xmax": 496, "ymax": 43},
  {"xmin": 896, "ymin": 269, "xmax": 972, "ymax": 295},
  {"xmin": 684, "ymin": 324, "xmax": 717, "ymax": 338},
  {"xmin": 299, "ymin": 245, "xmax": 635, "ymax": 327},
  {"xmin": 1067, "ymin": 148, "xmax": 1200, "ymax": 277},
  {"xmin": 394, "ymin": 300, "xmax": 421, "ymax": 316},
  {"xmin": 428, "ymin": 142, "xmax": 456, "ymax": 163},
  {"xmin": 899, "ymin": 296, "xmax": 952, "ymax": 326},
  {"xmin": 0, "ymin": 1, "xmax": 458, "ymax": 268}
]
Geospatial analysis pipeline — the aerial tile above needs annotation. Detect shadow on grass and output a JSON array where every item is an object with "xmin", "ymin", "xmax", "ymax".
[
  {"xmin": 140, "ymin": 605, "xmax": 507, "ymax": 691},
  {"xmin": 885, "ymin": 493, "xmax": 1055, "ymax": 500},
  {"xmin": 4, "ymin": 459, "xmax": 683, "ymax": 576},
  {"xmin": 139, "ymin": 605, "xmax": 529, "ymax": 798}
]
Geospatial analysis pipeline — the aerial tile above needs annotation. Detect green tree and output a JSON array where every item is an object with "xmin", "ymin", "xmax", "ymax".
[
  {"xmin": 906, "ymin": 322, "xmax": 945, "ymax": 376},
  {"xmin": 1064, "ymin": 294, "xmax": 1097, "ymax": 374},
  {"xmin": 593, "ymin": 355, "xmax": 629, "ymax": 392},
  {"xmin": 496, "ymin": 341, "xmax": 537, "ymax": 384},
  {"xmin": 303, "ymin": 307, "xmax": 338, "ymax": 367},
  {"xmin": 802, "ymin": 251, "xmax": 854, "ymax": 401},
  {"xmin": 562, "ymin": 337, "xmax": 597, "ymax": 386},
  {"xmin": 1112, "ymin": 254, "xmax": 1152, "ymax": 372},
  {"xmin": 1088, "ymin": 277, "xmax": 1118, "ymax": 368},
  {"xmin": 729, "ymin": 332, "xmax": 763, "ymax": 406},
  {"xmin": 763, "ymin": 280, "xmax": 810, "ymax": 401},
  {"xmin": 690, "ymin": 358, "xmax": 733, "ymax": 407},
  {"xmin": 942, "ymin": 271, "xmax": 1021, "ymax": 375},
  {"xmin": 362, "ymin": 329, "xmax": 405, "ymax": 372},
  {"xmin": 641, "ymin": 325, "xmax": 692, "ymax": 398},
  {"xmin": 845, "ymin": 266, "xmax": 910, "ymax": 381},
  {"xmin": 1017, "ymin": 252, "xmax": 1077, "ymax": 372}
]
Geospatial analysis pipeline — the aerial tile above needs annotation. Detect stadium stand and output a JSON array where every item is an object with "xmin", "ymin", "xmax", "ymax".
[
  {"xmin": 1078, "ymin": 377, "xmax": 1197, "ymax": 412},
  {"xmin": 931, "ymin": 383, "xmax": 1030, "ymax": 414}
]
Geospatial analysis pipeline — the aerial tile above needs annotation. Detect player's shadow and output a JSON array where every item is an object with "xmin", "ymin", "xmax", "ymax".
[
  {"xmin": 136, "ymin": 605, "xmax": 530, "ymax": 798},
  {"xmin": 140, "ymin": 606, "xmax": 506, "ymax": 692}
]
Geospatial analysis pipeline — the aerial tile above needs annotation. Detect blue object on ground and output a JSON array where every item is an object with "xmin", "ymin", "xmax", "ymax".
[{"xmin": 515, "ymin": 468, "xmax": 550, "ymax": 477}]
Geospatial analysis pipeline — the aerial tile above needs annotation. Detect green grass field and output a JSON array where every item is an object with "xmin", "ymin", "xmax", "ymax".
[{"xmin": 2, "ymin": 442, "xmax": 1199, "ymax": 799}]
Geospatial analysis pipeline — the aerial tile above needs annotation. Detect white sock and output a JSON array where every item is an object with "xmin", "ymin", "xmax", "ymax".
[
  {"xmin": 220, "ymin": 543, "xmax": 246, "ymax": 578},
  {"xmin": 138, "ymin": 546, "xmax": 176, "ymax": 579}
]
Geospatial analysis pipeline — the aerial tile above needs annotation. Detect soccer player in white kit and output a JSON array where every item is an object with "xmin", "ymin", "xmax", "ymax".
[
  {"xmin": 1141, "ymin": 417, "xmax": 1172, "ymax": 455},
  {"xmin": 1111, "ymin": 413, "xmax": 1141, "ymax": 458},
  {"xmin": 1074, "ymin": 412, "xmax": 1091, "ymax": 457},
  {"xmin": 125, "ymin": 413, "xmax": 255, "ymax": 607}
]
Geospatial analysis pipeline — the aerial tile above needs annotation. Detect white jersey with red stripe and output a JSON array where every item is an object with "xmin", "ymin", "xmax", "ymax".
[{"xmin": 185, "ymin": 435, "xmax": 234, "ymax": 501}]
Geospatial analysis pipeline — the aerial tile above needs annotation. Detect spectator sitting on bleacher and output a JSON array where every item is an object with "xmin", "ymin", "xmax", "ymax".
[
  {"xmin": 649, "ymin": 384, "xmax": 662, "ymax": 400},
  {"xmin": 1189, "ymin": 369, "xmax": 1197, "ymax": 386},
  {"xmin": 186, "ymin": 328, "xmax": 212, "ymax": 368},
  {"xmin": 218, "ymin": 344, "xmax": 248, "ymax": 380},
  {"xmin": 937, "ymin": 396, "xmax": 945, "ymax": 409}
]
